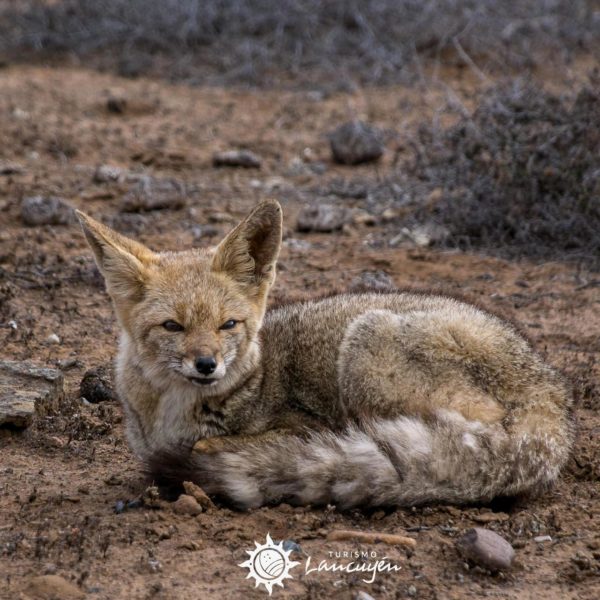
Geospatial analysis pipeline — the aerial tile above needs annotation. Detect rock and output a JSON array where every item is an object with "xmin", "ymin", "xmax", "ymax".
[
  {"xmin": 183, "ymin": 481, "xmax": 215, "ymax": 510},
  {"xmin": 172, "ymin": 494, "xmax": 203, "ymax": 516},
  {"xmin": 93, "ymin": 164, "xmax": 124, "ymax": 183},
  {"xmin": 296, "ymin": 204, "xmax": 350, "ymax": 233},
  {"xmin": 456, "ymin": 528, "xmax": 515, "ymax": 571},
  {"xmin": 356, "ymin": 592, "xmax": 376, "ymax": 600},
  {"xmin": 212, "ymin": 150, "xmax": 261, "ymax": 169},
  {"xmin": 0, "ymin": 161, "xmax": 24, "ymax": 175},
  {"xmin": 329, "ymin": 121, "xmax": 384, "ymax": 165},
  {"xmin": 80, "ymin": 366, "xmax": 116, "ymax": 403},
  {"xmin": 351, "ymin": 209, "xmax": 377, "ymax": 226},
  {"xmin": 21, "ymin": 196, "xmax": 75, "ymax": 226},
  {"xmin": 106, "ymin": 96, "xmax": 127, "ymax": 114},
  {"xmin": 22, "ymin": 574, "xmax": 85, "ymax": 600},
  {"xmin": 473, "ymin": 512, "xmax": 510, "ymax": 524},
  {"xmin": 0, "ymin": 361, "xmax": 64, "ymax": 428},
  {"xmin": 45, "ymin": 333, "xmax": 60, "ymax": 345},
  {"xmin": 191, "ymin": 224, "xmax": 221, "ymax": 240},
  {"xmin": 534, "ymin": 535, "xmax": 552, "ymax": 543},
  {"xmin": 121, "ymin": 177, "xmax": 186, "ymax": 212},
  {"xmin": 390, "ymin": 223, "xmax": 449, "ymax": 248},
  {"xmin": 349, "ymin": 271, "xmax": 395, "ymax": 293}
]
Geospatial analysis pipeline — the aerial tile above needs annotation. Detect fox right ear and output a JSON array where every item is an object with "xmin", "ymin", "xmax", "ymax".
[
  {"xmin": 76, "ymin": 211, "xmax": 155, "ymax": 302},
  {"xmin": 211, "ymin": 200, "xmax": 282, "ymax": 297}
]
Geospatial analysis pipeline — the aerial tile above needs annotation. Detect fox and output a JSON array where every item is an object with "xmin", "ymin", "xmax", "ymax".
[{"xmin": 76, "ymin": 200, "xmax": 574, "ymax": 510}]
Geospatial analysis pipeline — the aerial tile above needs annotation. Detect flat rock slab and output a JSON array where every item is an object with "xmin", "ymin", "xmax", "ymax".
[{"xmin": 0, "ymin": 361, "xmax": 64, "ymax": 428}]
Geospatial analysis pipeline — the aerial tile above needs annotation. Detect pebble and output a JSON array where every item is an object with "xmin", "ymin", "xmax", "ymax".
[
  {"xmin": 21, "ymin": 196, "xmax": 75, "ymax": 226},
  {"xmin": 182, "ymin": 481, "xmax": 214, "ymax": 510},
  {"xmin": 534, "ymin": 535, "xmax": 553, "ymax": 543},
  {"xmin": 212, "ymin": 149, "xmax": 262, "ymax": 168},
  {"xmin": 45, "ymin": 333, "xmax": 60, "ymax": 345},
  {"xmin": 0, "ymin": 161, "xmax": 24, "ymax": 175},
  {"xmin": 296, "ymin": 204, "xmax": 350, "ymax": 233},
  {"xmin": 329, "ymin": 121, "xmax": 384, "ymax": 165},
  {"xmin": 80, "ymin": 366, "xmax": 116, "ymax": 403},
  {"xmin": 456, "ymin": 527, "xmax": 515, "ymax": 571},
  {"xmin": 349, "ymin": 270, "xmax": 395, "ymax": 293},
  {"xmin": 390, "ymin": 223, "xmax": 449, "ymax": 248},
  {"xmin": 121, "ymin": 177, "xmax": 185, "ymax": 212},
  {"xmin": 356, "ymin": 592, "xmax": 376, "ymax": 600},
  {"xmin": 93, "ymin": 164, "xmax": 124, "ymax": 183},
  {"xmin": 172, "ymin": 493, "xmax": 203, "ymax": 516}
]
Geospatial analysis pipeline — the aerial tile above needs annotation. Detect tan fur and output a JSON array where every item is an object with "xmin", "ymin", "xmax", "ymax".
[{"xmin": 77, "ymin": 201, "xmax": 574, "ymax": 509}]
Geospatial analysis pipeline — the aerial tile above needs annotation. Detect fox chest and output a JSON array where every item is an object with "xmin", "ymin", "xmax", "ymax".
[{"xmin": 151, "ymin": 390, "xmax": 228, "ymax": 448}]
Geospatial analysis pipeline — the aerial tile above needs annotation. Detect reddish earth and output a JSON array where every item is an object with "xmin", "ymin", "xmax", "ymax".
[{"xmin": 0, "ymin": 65, "xmax": 598, "ymax": 599}]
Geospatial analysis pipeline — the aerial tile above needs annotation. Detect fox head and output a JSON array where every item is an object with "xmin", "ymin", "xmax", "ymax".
[{"xmin": 77, "ymin": 200, "xmax": 282, "ymax": 394}]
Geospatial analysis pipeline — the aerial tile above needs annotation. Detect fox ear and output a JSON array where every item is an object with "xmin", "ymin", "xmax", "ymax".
[
  {"xmin": 211, "ymin": 200, "xmax": 282, "ymax": 294},
  {"xmin": 76, "ymin": 211, "xmax": 155, "ymax": 302}
]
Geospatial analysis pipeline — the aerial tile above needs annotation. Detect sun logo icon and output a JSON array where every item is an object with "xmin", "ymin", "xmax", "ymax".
[{"xmin": 238, "ymin": 533, "xmax": 300, "ymax": 595}]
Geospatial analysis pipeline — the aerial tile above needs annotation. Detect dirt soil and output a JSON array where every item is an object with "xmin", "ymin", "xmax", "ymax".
[{"xmin": 0, "ymin": 65, "xmax": 599, "ymax": 600}]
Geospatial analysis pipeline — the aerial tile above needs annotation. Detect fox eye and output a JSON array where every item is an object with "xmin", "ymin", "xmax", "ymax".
[
  {"xmin": 162, "ymin": 320, "xmax": 184, "ymax": 332},
  {"xmin": 220, "ymin": 319, "xmax": 237, "ymax": 330}
]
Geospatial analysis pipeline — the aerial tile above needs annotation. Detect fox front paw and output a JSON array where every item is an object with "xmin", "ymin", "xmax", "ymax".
[{"xmin": 193, "ymin": 436, "xmax": 230, "ymax": 455}]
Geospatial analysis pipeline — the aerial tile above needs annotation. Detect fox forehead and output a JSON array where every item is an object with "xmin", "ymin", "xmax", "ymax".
[{"xmin": 141, "ymin": 251, "xmax": 254, "ymax": 324}]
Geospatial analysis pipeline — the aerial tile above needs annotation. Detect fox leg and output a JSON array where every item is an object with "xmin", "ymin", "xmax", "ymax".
[{"xmin": 337, "ymin": 309, "xmax": 506, "ymax": 424}]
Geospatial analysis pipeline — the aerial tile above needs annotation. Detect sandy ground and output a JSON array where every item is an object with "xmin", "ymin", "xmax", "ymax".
[{"xmin": 0, "ymin": 65, "xmax": 599, "ymax": 600}]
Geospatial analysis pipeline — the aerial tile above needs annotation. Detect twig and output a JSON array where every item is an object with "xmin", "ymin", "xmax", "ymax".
[{"xmin": 326, "ymin": 529, "xmax": 417, "ymax": 548}]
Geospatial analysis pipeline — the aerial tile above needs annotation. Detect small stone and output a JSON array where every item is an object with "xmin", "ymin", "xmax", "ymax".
[
  {"xmin": 407, "ymin": 585, "xmax": 417, "ymax": 597},
  {"xmin": 93, "ymin": 164, "xmax": 124, "ymax": 183},
  {"xmin": 212, "ymin": 150, "xmax": 261, "ymax": 169},
  {"xmin": 191, "ymin": 224, "xmax": 221, "ymax": 240},
  {"xmin": 0, "ymin": 161, "xmax": 24, "ymax": 175},
  {"xmin": 473, "ymin": 512, "xmax": 510, "ymax": 524},
  {"xmin": 329, "ymin": 121, "xmax": 384, "ymax": 165},
  {"xmin": 351, "ymin": 209, "xmax": 377, "ymax": 226},
  {"xmin": 281, "ymin": 540, "xmax": 302, "ymax": 554},
  {"xmin": 534, "ymin": 535, "xmax": 552, "ymax": 543},
  {"xmin": 23, "ymin": 574, "xmax": 85, "ymax": 599},
  {"xmin": 456, "ymin": 528, "xmax": 515, "ymax": 571},
  {"xmin": 356, "ymin": 592, "xmax": 376, "ymax": 600},
  {"xmin": 0, "ymin": 361, "xmax": 64, "ymax": 428},
  {"xmin": 21, "ymin": 196, "xmax": 75, "ymax": 226},
  {"xmin": 172, "ymin": 494, "xmax": 203, "ymax": 516},
  {"xmin": 349, "ymin": 271, "xmax": 395, "ymax": 293},
  {"xmin": 390, "ymin": 223, "xmax": 449, "ymax": 248},
  {"xmin": 182, "ymin": 481, "xmax": 214, "ymax": 509},
  {"xmin": 45, "ymin": 333, "xmax": 60, "ymax": 345},
  {"xmin": 296, "ymin": 204, "xmax": 350, "ymax": 233},
  {"xmin": 121, "ymin": 176, "xmax": 185, "ymax": 212},
  {"xmin": 107, "ymin": 96, "xmax": 127, "ymax": 114},
  {"xmin": 80, "ymin": 366, "xmax": 116, "ymax": 403}
]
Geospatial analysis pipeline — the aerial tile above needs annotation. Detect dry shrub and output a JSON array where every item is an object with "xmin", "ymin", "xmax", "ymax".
[
  {"xmin": 0, "ymin": 0, "xmax": 597, "ymax": 85},
  {"xmin": 407, "ymin": 74, "xmax": 600, "ymax": 267}
]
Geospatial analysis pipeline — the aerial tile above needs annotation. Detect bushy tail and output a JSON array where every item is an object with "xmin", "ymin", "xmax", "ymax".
[{"xmin": 149, "ymin": 409, "xmax": 574, "ymax": 510}]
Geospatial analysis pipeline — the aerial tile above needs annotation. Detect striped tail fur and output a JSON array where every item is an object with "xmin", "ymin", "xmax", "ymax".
[{"xmin": 149, "ymin": 407, "xmax": 574, "ymax": 510}]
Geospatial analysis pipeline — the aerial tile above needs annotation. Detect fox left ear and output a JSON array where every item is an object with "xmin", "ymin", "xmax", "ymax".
[
  {"xmin": 211, "ymin": 200, "xmax": 282, "ymax": 295},
  {"xmin": 76, "ymin": 211, "xmax": 156, "ymax": 304}
]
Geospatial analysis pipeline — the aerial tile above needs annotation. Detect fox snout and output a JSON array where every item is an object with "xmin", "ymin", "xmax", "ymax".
[
  {"xmin": 195, "ymin": 356, "xmax": 217, "ymax": 376},
  {"xmin": 181, "ymin": 353, "xmax": 227, "ymax": 383}
]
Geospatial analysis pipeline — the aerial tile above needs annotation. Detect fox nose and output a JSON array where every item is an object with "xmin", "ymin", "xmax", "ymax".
[{"xmin": 195, "ymin": 356, "xmax": 217, "ymax": 376}]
